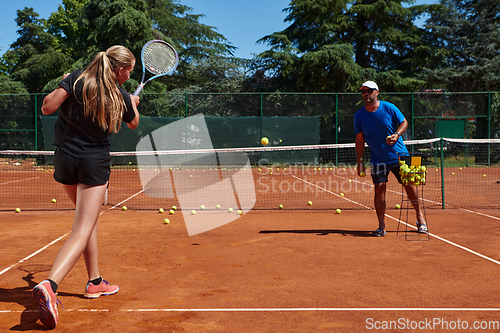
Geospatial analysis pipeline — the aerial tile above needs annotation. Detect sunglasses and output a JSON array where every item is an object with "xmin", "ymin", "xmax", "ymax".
[{"xmin": 360, "ymin": 88, "xmax": 376, "ymax": 94}]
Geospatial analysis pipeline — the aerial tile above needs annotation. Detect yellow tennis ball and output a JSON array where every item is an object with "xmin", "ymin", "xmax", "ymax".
[
  {"xmin": 228, "ymin": 208, "xmax": 233, "ymax": 212},
  {"xmin": 51, "ymin": 198, "xmax": 57, "ymax": 203},
  {"xmin": 216, "ymin": 204, "xmax": 221, "ymax": 209},
  {"xmin": 307, "ymin": 201, "xmax": 312, "ymax": 206},
  {"xmin": 261, "ymin": 137, "xmax": 269, "ymax": 145},
  {"xmin": 340, "ymin": 193, "xmax": 344, "ymax": 197},
  {"xmin": 395, "ymin": 204, "xmax": 401, "ymax": 209},
  {"xmin": 159, "ymin": 208, "xmax": 164, "ymax": 213},
  {"xmin": 172, "ymin": 205, "xmax": 177, "ymax": 210},
  {"xmin": 360, "ymin": 172, "xmax": 366, "ymax": 177},
  {"xmin": 163, "ymin": 219, "xmax": 170, "ymax": 224},
  {"xmin": 169, "ymin": 209, "xmax": 175, "ymax": 215},
  {"xmin": 483, "ymin": 174, "xmax": 487, "ymax": 178},
  {"xmin": 336, "ymin": 208, "xmax": 341, "ymax": 214},
  {"xmin": 200, "ymin": 205, "xmax": 205, "ymax": 210},
  {"xmin": 279, "ymin": 204, "xmax": 284, "ymax": 209},
  {"xmin": 348, "ymin": 180, "xmax": 352, "ymax": 183},
  {"xmin": 237, "ymin": 210, "xmax": 243, "ymax": 215},
  {"xmin": 191, "ymin": 210, "xmax": 196, "ymax": 215},
  {"xmin": 15, "ymin": 208, "xmax": 21, "ymax": 213},
  {"xmin": 122, "ymin": 206, "xmax": 127, "ymax": 211},
  {"xmin": 386, "ymin": 135, "xmax": 391, "ymax": 141}
]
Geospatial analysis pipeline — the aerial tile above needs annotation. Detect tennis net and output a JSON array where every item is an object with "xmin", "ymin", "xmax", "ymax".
[{"xmin": 1, "ymin": 138, "xmax": 499, "ymax": 211}]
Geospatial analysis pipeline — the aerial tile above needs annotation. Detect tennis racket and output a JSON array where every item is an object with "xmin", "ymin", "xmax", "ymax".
[{"xmin": 133, "ymin": 40, "xmax": 179, "ymax": 96}]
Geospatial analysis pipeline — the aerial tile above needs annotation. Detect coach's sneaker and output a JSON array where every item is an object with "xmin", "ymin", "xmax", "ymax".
[
  {"xmin": 84, "ymin": 279, "xmax": 119, "ymax": 299},
  {"xmin": 417, "ymin": 222, "xmax": 428, "ymax": 234},
  {"xmin": 33, "ymin": 280, "xmax": 61, "ymax": 329}
]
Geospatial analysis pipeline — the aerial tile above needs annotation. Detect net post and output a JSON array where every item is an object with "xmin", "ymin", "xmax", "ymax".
[
  {"xmin": 34, "ymin": 94, "xmax": 38, "ymax": 151},
  {"xmin": 440, "ymin": 137, "xmax": 445, "ymax": 209}
]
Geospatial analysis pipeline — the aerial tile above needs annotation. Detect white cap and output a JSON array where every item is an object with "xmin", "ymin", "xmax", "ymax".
[{"xmin": 360, "ymin": 81, "xmax": 379, "ymax": 90}]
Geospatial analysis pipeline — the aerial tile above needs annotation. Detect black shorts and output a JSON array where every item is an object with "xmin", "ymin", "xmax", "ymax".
[
  {"xmin": 371, "ymin": 163, "xmax": 403, "ymax": 185},
  {"xmin": 54, "ymin": 148, "xmax": 110, "ymax": 186}
]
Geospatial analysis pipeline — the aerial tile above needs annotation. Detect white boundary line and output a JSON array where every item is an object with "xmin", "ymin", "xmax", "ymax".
[
  {"xmin": 0, "ymin": 176, "xmax": 40, "ymax": 186},
  {"xmin": 292, "ymin": 175, "xmax": 500, "ymax": 266},
  {"xmin": 0, "ymin": 188, "xmax": 149, "ymax": 277},
  {"xmin": 0, "ymin": 233, "xmax": 70, "ymax": 276},
  {"xmin": 2, "ymin": 307, "xmax": 500, "ymax": 313}
]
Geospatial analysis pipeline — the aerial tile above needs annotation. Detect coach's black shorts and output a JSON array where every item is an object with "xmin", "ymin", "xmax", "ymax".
[
  {"xmin": 371, "ymin": 163, "xmax": 403, "ymax": 184},
  {"xmin": 54, "ymin": 148, "xmax": 110, "ymax": 185}
]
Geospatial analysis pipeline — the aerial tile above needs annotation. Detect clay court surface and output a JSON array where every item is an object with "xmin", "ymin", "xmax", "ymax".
[{"xmin": 1, "ymin": 206, "xmax": 500, "ymax": 332}]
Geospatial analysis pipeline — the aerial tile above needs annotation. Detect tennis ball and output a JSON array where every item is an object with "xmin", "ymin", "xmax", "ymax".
[
  {"xmin": 122, "ymin": 206, "xmax": 127, "ymax": 211},
  {"xmin": 279, "ymin": 204, "xmax": 284, "ymax": 209},
  {"xmin": 307, "ymin": 201, "xmax": 313, "ymax": 206},
  {"xmin": 169, "ymin": 209, "xmax": 175, "ymax": 215},
  {"xmin": 216, "ymin": 204, "xmax": 221, "ymax": 209},
  {"xmin": 483, "ymin": 174, "xmax": 487, "ymax": 178},
  {"xmin": 395, "ymin": 204, "xmax": 401, "ymax": 209},
  {"xmin": 191, "ymin": 210, "xmax": 196, "ymax": 215},
  {"xmin": 348, "ymin": 179, "xmax": 352, "ymax": 183},
  {"xmin": 51, "ymin": 198, "xmax": 57, "ymax": 203},
  {"xmin": 172, "ymin": 205, "xmax": 177, "ymax": 210},
  {"xmin": 200, "ymin": 205, "xmax": 205, "ymax": 210},
  {"xmin": 261, "ymin": 137, "xmax": 269, "ymax": 145},
  {"xmin": 228, "ymin": 208, "xmax": 233, "ymax": 212},
  {"xmin": 163, "ymin": 219, "xmax": 170, "ymax": 224},
  {"xmin": 336, "ymin": 208, "xmax": 341, "ymax": 214},
  {"xmin": 386, "ymin": 135, "xmax": 391, "ymax": 141},
  {"xmin": 159, "ymin": 208, "xmax": 164, "ymax": 213},
  {"xmin": 15, "ymin": 208, "xmax": 21, "ymax": 213},
  {"xmin": 360, "ymin": 172, "xmax": 366, "ymax": 177},
  {"xmin": 340, "ymin": 193, "xmax": 344, "ymax": 197},
  {"xmin": 452, "ymin": 172, "xmax": 455, "ymax": 175},
  {"xmin": 237, "ymin": 210, "xmax": 243, "ymax": 215}
]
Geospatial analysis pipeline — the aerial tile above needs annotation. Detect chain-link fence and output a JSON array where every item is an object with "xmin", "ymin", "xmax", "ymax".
[{"xmin": 1, "ymin": 92, "xmax": 499, "ymax": 151}]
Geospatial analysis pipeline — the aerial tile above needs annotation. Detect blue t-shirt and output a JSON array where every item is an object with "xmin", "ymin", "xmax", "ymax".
[{"xmin": 353, "ymin": 101, "xmax": 408, "ymax": 166}]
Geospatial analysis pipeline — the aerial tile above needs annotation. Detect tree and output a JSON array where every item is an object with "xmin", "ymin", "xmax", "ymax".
[
  {"xmin": 254, "ymin": 0, "xmax": 433, "ymax": 92},
  {"xmin": 1, "ymin": 8, "xmax": 72, "ymax": 93},
  {"xmin": 422, "ymin": 0, "xmax": 500, "ymax": 91}
]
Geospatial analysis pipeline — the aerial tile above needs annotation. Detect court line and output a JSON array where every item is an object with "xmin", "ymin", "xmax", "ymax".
[
  {"xmin": 2, "ymin": 307, "xmax": 500, "ymax": 313},
  {"xmin": 292, "ymin": 175, "xmax": 500, "ymax": 267},
  {"xmin": 108, "ymin": 188, "xmax": 146, "ymax": 210},
  {"xmin": 326, "ymin": 175, "xmax": 500, "ymax": 221},
  {"xmin": 0, "ymin": 176, "xmax": 40, "ymax": 186},
  {"xmin": 0, "ymin": 188, "xmax": 149, "ymax": 276},
  {"xmin": 0, "ymin": 233, "xmax": 70, "ymax": 276}
]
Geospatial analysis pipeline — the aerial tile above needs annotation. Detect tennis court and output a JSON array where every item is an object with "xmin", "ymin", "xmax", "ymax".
[{"xmin": 1, "ymin": 140, "xmax": 500, "ymax": 331}]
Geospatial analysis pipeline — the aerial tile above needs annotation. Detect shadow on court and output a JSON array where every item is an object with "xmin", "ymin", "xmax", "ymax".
[
  {"xmin": 1, "ymin": 265, "xmax": 80, "ymax": 331},
  {"xmin": 259, "ymin": 229, "xmax": 378, "ymax": 237}
]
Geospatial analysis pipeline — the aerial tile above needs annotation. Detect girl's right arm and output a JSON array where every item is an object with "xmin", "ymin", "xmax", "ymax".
[{"xmin": 41, "ymin": 87, "xmax": 70, "ymax": 115}]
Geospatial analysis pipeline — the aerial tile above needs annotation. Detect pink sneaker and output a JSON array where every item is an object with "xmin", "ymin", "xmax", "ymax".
[
  {"xmin": 33, "ymin": 280, "xmax": 61, "ymax": 329},
  {"xmin": 84, "ymin": 279, "xmax": 119, "ymax": 299}
]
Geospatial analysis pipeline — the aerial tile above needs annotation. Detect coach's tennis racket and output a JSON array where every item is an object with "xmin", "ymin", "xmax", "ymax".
[{"xmin": 133, "ymin": 40, "xmax": 179, "ymax": 96}]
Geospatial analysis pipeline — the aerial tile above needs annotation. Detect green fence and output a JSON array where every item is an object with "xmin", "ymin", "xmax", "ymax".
[{"xmin": 1, "ymin": 92, "xmax": 499, "ymax": 151}]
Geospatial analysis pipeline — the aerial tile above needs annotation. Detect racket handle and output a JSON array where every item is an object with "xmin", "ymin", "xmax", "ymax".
[{"xmin": 133, "ymin": 84, "xmax": 145, "ymax": 96}]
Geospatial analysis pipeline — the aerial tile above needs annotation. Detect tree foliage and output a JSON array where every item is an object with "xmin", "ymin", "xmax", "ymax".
[
  {"xmin": 1, "ymin": 0, "xmax": 500, "ymax": 94},
  {"xmin": 253, "ymin": 0, "xmax": 432, "ymax": 92},
  {"xmin": 1, "ymin": 0, "xmax": 242, "ymax": 96},
  {"xmin": 422, "ymin": 0, "xmax": 500, "ymax": 91}
]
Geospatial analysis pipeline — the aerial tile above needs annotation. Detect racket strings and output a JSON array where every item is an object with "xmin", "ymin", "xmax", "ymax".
[{"xmin": 143, "ymin": 43, "xmax": 177, "ymax": 75}]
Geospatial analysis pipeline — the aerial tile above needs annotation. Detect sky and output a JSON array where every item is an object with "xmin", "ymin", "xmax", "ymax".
[{"xmin": 0, "ymin": 0, "xmax": 436, "ymax": 59}]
